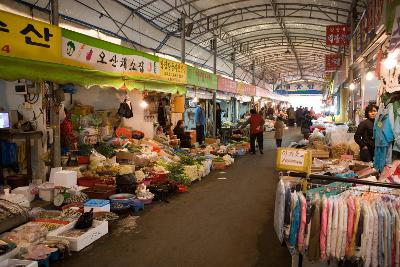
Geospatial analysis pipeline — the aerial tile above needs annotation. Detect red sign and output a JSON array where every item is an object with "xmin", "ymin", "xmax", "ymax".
[
  {"xmin": 326, "ymin": 25, "xmax": 350, "ymax": 45},
  {"xmin": 325, "ymin": 54, "xmax": 342, "ymax": 71},
  {"xmin": 217, "ymin": 75, "xmax": 236, "ymax": 93}
]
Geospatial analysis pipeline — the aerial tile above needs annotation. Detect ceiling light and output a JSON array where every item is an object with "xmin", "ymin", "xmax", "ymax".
[
  {"xmin": 366, "ymin": 71, "xmax": 375, "ymax": 80},
  {"xmin": 349, "ymin": 83, "xmax": 355, "ymax": 90},
  {"xmin": 140, "ymin": 100, "xmax": 148, "ymax": 108},
  {"xmin": 193, "ymin": 96, "xmax": 199, "ymax": 103}
]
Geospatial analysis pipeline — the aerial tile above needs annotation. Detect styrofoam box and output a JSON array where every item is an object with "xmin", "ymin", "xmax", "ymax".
[
  {"xmin": 39, "ymin": 188, "xmax": 54, "ymax": 202},
  {"xmin": 12, "ymin": 186, "xmax": 35, "ymax": 202},
  {"xmin": 0, "ymin": 259, "xmax": 38, "ymax": 267},
  {"xmin": 0, "ymin": 247, "xmax": 20, "ymax": 263},
  {"xmin": 53, "ymin": 170, "xmax": 77, "ymax": 188},
  {"xmin": 47, "ymin": 220, "xmax": 108, "ymax": 251},
  {"xmin": 84, "ymin": 199, "xmax": 110, "ymax": 213}
]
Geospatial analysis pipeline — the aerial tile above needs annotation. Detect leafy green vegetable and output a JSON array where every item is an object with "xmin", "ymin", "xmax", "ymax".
[{"xmin": 96, "ymin": 142, "xmax": 115, "ymax": 158}]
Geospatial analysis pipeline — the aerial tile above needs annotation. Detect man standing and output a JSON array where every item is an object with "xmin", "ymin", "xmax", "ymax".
[
  {"xmin": 287, "ymin": 105, "xmax": 295, "ymax": 127},
  {"xmin": 195, "ymin": 102, "xmax": 206, "ymax": 144},
  {"xmin": 241, "ymin": 109, "xmax": 265, "ymax": 154}
]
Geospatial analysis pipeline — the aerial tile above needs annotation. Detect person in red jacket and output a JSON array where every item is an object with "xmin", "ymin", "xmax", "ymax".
[{"xmin": 242, "ymin": 109, "xmax": 265, "ymax": 154}]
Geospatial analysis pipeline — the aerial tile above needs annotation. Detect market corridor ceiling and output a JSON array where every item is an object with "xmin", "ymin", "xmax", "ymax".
[
  {"xmin": 19, "ymin": 0, "xmax": 368, "ymax": 83},
  {"xmin": 125, "ymin": 0, "xmax": 368, "ymax": 82}
]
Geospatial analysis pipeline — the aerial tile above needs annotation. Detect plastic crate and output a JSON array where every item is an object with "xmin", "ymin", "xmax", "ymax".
[{"xmin": 82, "ymin": 185, "xmax": 116, "ymax": 199}]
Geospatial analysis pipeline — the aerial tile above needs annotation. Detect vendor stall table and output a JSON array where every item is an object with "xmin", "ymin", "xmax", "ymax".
[{"xmin": 0, "ymin": 130, "xmax": 42, "ymax": 185}]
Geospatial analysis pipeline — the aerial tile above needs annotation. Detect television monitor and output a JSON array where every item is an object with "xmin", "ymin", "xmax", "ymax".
[{"xmin": 0, "ymin": 112, "xmax": 10, "ymax": 129}]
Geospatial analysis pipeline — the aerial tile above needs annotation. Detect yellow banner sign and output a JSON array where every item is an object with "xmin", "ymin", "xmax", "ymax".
[
  {"xmin": 159, "ymin": 58, "xmax": 187, "ymax": 84},
  {"xmin": 0, "ymin": 10, "xmax": 61, "ymax": 63},
  {"xmin": 276, "ymin": 148, "xmax": 312, "ymax": 173}
]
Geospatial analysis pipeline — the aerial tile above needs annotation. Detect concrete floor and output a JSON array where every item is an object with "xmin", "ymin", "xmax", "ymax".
[{"xmin": 54, "ymin": 128, "xmax": 302, "ymax": 267}]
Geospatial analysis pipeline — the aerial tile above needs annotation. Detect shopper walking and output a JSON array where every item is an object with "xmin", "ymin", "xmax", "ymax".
[
  {"xmin": 274, "ymin": 116, "xmax": 285, "ymax": 147},
  {"xmin": 267, "ymin": 105, "xmax": 274, "ymax": 120},
  {"xmin": 287, "ymin": 105, "xmax": 295, "ymax": 127},
  {"xmin": 241, "ymin": 109, "xmax": 265, "ymax": 154},
  {"xmin": 296, "ymin": 106, "xmax": 304, "ymax": 127},
  {"xmin": 354, "ymin": 104, "xmax": 378, "ymax": 162},
  {"xmin": 301, "ymin": 114, "xmax": 313, "ymax": 139},
  {"xmin": 195, "ymin": 102, "xmax": 206, "ymax": 144}
]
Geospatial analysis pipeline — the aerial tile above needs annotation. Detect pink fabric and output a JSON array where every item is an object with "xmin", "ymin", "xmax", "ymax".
[
  {"xmin": 346, "ymin": 196, "xmax": 355, "ymax": 256},
  {"xmin": 320, "ymin": 196, "xmax": 329, "ymax": 260},
  {"xmin": 297, "ymin": 194, "xmax": 307, "ymax": 253}
]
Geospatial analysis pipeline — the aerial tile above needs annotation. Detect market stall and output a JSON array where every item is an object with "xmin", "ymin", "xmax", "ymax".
[{"xmin": 0, "ymin": 10, "xmax": 253, "ymax": 266}]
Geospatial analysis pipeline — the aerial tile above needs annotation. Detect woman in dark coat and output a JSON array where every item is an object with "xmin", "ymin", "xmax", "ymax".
[
  {"xmin": 354, "ymin": 104, "xmax": 378, "ymax": 162},
  {"xmin": 173, "ymin": 120, "xmax": 191, "ymax": 148}
]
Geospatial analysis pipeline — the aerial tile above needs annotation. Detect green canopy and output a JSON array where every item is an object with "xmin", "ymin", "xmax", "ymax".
[{"xmin": 0, "ymin": 55, "xmax": 186, "ymax": 94}]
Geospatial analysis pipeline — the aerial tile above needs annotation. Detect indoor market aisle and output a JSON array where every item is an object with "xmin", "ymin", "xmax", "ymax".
[{"xmin": 55, "ymin": 128, "xmax": 301, "ymax": 267}]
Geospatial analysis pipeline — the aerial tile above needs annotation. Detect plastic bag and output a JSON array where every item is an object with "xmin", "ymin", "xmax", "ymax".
[
  {"xmin": 117, "ymin": 100, "xmax": 133, "ymax": 118},
  {"xmin": 75, "ymin": 208, "xmax": 94, "ymax": 229}
]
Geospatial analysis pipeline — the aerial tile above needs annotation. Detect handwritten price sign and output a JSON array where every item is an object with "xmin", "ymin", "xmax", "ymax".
[{"xmin": 276, "ymin": 148, "xmax": 312, "ymax": 173}]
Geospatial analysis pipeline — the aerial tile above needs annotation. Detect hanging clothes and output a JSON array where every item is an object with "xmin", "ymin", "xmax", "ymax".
[{"xmin": 374, "ymin": 103, "xmax": 395, "ymax": 172}]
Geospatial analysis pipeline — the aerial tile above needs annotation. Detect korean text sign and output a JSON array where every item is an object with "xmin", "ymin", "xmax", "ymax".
[
  {"xmin": 62, "ymin": 36, "xmax": 158, "ymax": 76},
  {"xmin": 326, "ymin": 25, "xmax": 349, "ymax": 46},
  {"xmin": 276, "ymin": 148, "xmax": 311, "ymax": 173},
  {"xmin": 217, "ymin": 76, "xmax": 236, "ymax": 93},
  {"xmin": 0, "ymin": 10, "xmax": 61, "ymax": 63},
  {"xmin": 325, "ymin": 54, "xmax": 342, "ymax": 72},
  {"xmin": 159, "ymin": 58, "xmax": 187, "ymax": 84}
]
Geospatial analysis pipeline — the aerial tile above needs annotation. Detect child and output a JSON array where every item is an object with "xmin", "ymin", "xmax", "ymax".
[{"xmin": 274, "ymin": 116, "xmax": 285, "ymax": 147}]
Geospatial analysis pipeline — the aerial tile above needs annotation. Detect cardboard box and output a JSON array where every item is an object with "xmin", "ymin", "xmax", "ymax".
[
  {"xmin": 205, "ymin": 138, "xmax": 218, "ymax": 145},
  {"xmin": 308, "ymin": 149, "xmax": 330, "ymax": 159},
  {"xmin": 116, "ymin": 151, "xmax": 135, "ymax": 165}
]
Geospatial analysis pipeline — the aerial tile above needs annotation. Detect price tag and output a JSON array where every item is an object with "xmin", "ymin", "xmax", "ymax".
[{"xmin": 276, "ymin": 148, "xmax": 312, "ymax": 173}]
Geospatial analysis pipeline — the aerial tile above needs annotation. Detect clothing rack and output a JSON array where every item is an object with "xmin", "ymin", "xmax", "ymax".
[
  {"xmin": 282, "ymin": 172, "xmax": 400, "ymax": 267},
  {"xmin": 287, "ymin": 171, "xmax": 400, "ymax": 189}
]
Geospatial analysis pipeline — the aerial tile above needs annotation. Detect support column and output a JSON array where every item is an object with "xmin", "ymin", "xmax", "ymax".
[
  {"xmin": 212, "ymin": 35, "xmax": 217, "ymax": 138},
  {"xmin": 231, "ymin": 52, "xmax": 237, "ymax": 123},
  {"xmin": 251, "ymin": 60, "xmax": 256, "ymax": 85},
  {"xmin": 180, "ymin": 13, "xmax": 186, "ymax": 63},
  {"xmin": 360, "ymin": 58, "xmax": 366, "ymax": 112},
  {"xmin": 50, "ymin": 0, "xmax": 61, "ymax": 167}
]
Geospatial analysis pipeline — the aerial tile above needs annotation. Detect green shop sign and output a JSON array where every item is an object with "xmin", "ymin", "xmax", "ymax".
[{"xmin": 187, "ymin": 66, "xmax": 217, "ymax": 90}]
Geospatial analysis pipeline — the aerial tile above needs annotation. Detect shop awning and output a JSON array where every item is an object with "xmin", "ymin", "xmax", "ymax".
[{"xmin": 0, "ymin": 55, "xmax": 186, "ymax": 95}]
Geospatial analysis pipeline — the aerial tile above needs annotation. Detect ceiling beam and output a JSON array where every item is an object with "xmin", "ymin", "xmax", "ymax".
[{"xmin": 269, "ymin": 0, "xmax": 303, "ymax": 78}]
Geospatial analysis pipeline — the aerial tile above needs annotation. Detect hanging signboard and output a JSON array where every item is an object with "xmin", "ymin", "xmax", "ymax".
[
  {"xmin": 187, "ymin": 66, "xmax": 217, "ymax": 90},
  {"xmin": 325, "ymin": 54, "xmax": 342, "ymax": 71},
  {"xmin": 389, "ymin": 6, "xmax": 400, "ymax": 52},
  {"xmin": 62, "ymin": 29, "xmax": 187, "ymax": 84},
  {"xmin": 62, "ymin": 33, "xmax": 158, "ymax": 76},
  {"xmin": 217, "ymin": 76, "xmax": 236, "ymax": 93},
  {"xmin": 276, "ymin": 148, "xmax": 312, "ymax": 173},
  {"xmin": 0, "ymin": 10, "xmax": 61, "ymax": 63},
  {"xmin": 326, "ymin": 25, "xmax": 350, "ymax": 46},
  {"xmin": 236, "ymin": 81, "xmax": 256, "ymax": 96},
  {"xmin": 159, "ymin": 58, "xmax": 187, "ymax": 84},
  {"xmin": 352, "ymin": 0, "xmax": 384, "ymax": 60}
]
